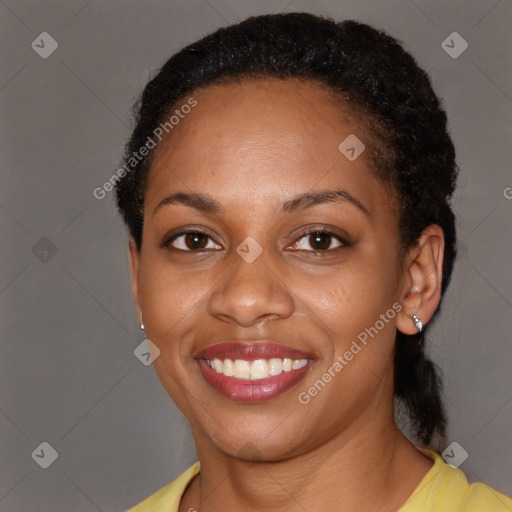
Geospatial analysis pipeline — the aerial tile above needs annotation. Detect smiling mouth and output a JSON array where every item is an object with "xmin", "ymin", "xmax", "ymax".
[
  {"xmin": 204, "ymin": 357, "xmax": 309, "ymax": 379},
  {"xmin": 196, "ymin": 341, "xmax": 314, "ymax": 402}
]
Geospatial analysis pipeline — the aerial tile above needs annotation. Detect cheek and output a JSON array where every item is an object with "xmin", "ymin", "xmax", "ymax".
[
  {"xmin": 137, "ymin": 260, "xmax": 215, "ymax": 416},
  {"xmin": 294, "ymin": 252, "xmax": 401, "ymax": 416},
  {"xmin": 295, "ymin": 248, "xmax": 401, "ymax": 349},
  {"xmin": 138, "ymin": 259, "xmax": 211, "ymax": 350},
  {"xmin": 292, "ymin": 261, "xmax": 400, "ymax": 425}
]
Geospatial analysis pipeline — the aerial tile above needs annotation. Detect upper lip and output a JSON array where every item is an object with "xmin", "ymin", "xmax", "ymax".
[{"xmin": 195, "ymin": 341, "xmax": 315, "ymax": 361}]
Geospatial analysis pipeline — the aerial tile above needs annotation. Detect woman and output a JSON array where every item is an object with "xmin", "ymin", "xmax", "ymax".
[{"xmin": 115, "ymin": 13, "xmax": 512, "ymax": 512}]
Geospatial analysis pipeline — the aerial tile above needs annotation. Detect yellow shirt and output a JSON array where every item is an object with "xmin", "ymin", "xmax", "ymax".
[{"xmin": 127, "ymin": 448, "xmax": 512, "ymax": 511}]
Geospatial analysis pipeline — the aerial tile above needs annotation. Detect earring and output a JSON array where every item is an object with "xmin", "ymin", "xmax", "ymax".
[
  {"xmin": 410, "ymin": 314, "xmax": 423, "ymax": 333},
  {"xmin": 140, "ymin": 314, "xmax": 144, "ymax": 331}
]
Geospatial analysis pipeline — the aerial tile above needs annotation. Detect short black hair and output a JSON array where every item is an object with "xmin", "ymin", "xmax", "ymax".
[{"xmin": 115, "ymin": 12, "xmax": 457, "ymax": 445}]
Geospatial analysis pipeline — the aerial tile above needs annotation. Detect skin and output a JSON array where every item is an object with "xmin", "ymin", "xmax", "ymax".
[{"xmin": 128, "ymin": 78, "xmax": 445, "ymax": 512}]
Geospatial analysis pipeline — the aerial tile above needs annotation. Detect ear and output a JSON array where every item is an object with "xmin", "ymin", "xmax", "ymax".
[
  {"xmin": 128, "ymin": 238, "xmax": 143, "ymax": 326},
  {"xmin": 396, "ymin": 224, "xmax": 445, "ymax": 335}
]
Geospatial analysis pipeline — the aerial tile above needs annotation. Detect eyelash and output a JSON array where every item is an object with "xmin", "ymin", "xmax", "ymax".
[
  {"xmin": 162, "ymin": 228, "xmax": 350, "ymax": 254},
  {"xmin": 289, "ymin": 228, "xmax": 349, "ymax": 253}
]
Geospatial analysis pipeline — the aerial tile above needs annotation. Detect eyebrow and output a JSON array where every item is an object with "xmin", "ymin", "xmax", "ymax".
[
  {"xmin": 152, "ymin": 192, "xmax": 223, "ymax": 216},
  {"xmin": 152, "ymin": 189, "xmax": 370, "ymax": 217},
  {"xmin": 281, "ymin": 189, "xmax": 370, "ymax": 216}
]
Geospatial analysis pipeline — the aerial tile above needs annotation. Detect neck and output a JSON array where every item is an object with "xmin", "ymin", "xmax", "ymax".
[{"xmin": 183, "ymin": 419, "xmax": 433, "ymax": 512}]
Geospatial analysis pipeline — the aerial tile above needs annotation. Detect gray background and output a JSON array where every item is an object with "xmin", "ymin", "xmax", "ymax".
[{"xmin": 1, "ymin": 0, "xmax": 511, "ymax": 510}]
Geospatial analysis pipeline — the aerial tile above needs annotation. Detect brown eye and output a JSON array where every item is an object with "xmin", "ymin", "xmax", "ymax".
[
  {"xmin": 184, "ymin": 233, "xmax": 208, "ymax": 250},
  {"xmin": 308, "ymin": 232, "xmax": 333, "ymax": 251},
  {"xmin": 289, "ymin": 229, "xmax": 346, "ymax": 253},
  {"xmin": 166, "ymin": 231, "xmax": 222, "ymax": 251}
]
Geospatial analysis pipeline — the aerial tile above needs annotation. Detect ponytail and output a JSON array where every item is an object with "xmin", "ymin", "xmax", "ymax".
[{"xmin": 394, "ymin": 329, "xmax": 447, "ymax": 444}]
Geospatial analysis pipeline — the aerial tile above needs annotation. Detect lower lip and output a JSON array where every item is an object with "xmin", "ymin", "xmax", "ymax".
[{"xmin": 198, "ymin": 360, "xmax": 313, "ymax": 402}]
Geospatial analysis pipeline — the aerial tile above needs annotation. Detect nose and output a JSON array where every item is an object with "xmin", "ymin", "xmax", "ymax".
[{"xmin": 208, "ymin": 250, "xmax": 295, "ymax": 328}]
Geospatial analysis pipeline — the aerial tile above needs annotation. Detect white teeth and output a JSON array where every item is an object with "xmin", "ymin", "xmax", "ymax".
[
  {"xmin": 213, "ymin": 358, "xmax": 223, "ymax": 374},
  {"xmin": 292, "ymin": 359, "xmax": 308, "ymax": 370},
  {"xmin": 268, "ymin": 358, "xmax": 283, "ymax": 376},
  {"xmin": 250, "ymin": 359, "xmax": 269, "ymax": 379},
  {"xmin": 223, "ymin": 359, "xmax": 234, "ymax": 377},
  {"xmin": 206, "ymin": 357, "xmax": 310, "ymax": 380},
  {"xmin": 233, "ymin": 359, "xmax": 251, "ymax": 379}
]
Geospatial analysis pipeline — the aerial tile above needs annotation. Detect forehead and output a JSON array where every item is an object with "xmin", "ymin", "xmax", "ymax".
[
  {"xmin": 152, "ymin": 78, "xmax": 361, "ymax": 163},
  {"xmin": 145, "ymin": 78, "xmax": 386, "ymax": 213}
]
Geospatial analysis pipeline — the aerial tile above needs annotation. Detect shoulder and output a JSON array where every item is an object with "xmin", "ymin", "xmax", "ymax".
[
  {"xmin": 126, "ymin": 462, "xmax": 200, "ymax": 512},
  {"xmin": 463, "ymin": 482, "xmax": 512, "ymax": 511},
  {"xmin": 401, "ymin": 447, "xmax": 512, "ymax": 512}
]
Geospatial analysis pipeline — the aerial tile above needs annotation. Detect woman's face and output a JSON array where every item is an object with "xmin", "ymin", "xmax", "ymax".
[{"xmin": 131, "ymin": 78, "xmax": 411, "ymax": 460}]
